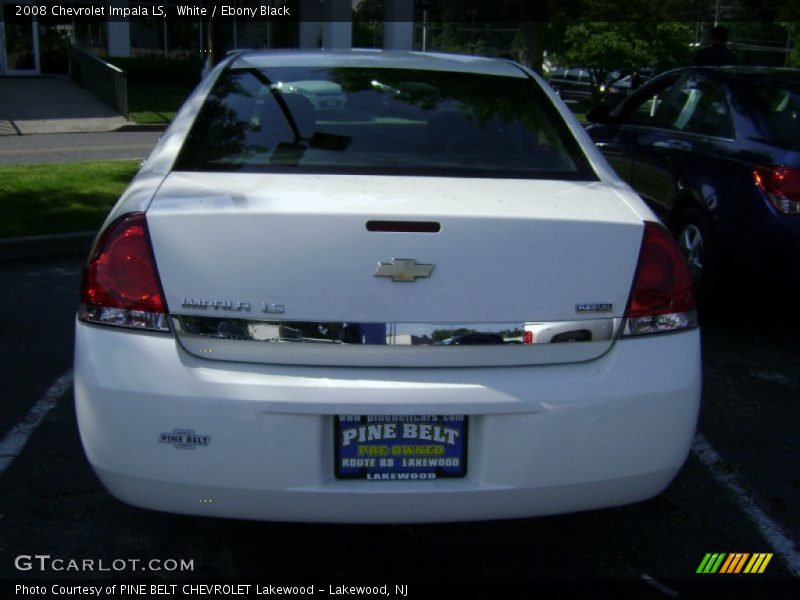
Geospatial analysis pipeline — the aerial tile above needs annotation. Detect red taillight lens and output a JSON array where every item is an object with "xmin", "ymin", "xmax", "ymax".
[
  {"xmin": 623, "ymin": 222, "xmax": 697, "ymax": 336},
  {"xmin": 754, "ymin": 166, "xmax": 800, "ymax": 215},
  {"xmin": 79, "ymin": 213, "xmax": 169, "ymax": 331},
  {"xmin": 522, "ymin": 331, "xmax": 533, "ymax": 344}
]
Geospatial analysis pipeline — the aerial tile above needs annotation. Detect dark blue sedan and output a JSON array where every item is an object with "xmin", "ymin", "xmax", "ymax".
[{"xmin": 586, "ymin": 66, "xmax": 800, "ymax": 294}]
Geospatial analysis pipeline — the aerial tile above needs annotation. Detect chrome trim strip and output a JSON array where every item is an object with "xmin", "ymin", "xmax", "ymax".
[{"xmin": 172, "ymin": 315, "xmax": 622, "ymax": 346}]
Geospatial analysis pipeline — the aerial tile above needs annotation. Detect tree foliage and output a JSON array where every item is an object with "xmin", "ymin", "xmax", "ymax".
[
  {"xmin": 424, "ymin": 0, "xmax": 696, "ymax": 76},
  {"xmin": 557, "ymin": 21, "xmax": 693, "ymax": 83},
  {"xmin": 361, "ymin": 0, "xmax": 795, "ymax": 74}
]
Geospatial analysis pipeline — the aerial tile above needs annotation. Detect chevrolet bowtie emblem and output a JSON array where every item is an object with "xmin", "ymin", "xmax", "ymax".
[{"xmin": 374, "ymin": 258, "xmax": 435, "ymax": 282}]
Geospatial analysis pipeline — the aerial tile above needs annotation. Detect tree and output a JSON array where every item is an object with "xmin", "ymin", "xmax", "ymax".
[
  {"xmin": 353, "ymin": 0, "xmax": 384, "ymax": 48},
  {"xmin": 557, "ymin": 21, "xmax": 693, "ymax": 97}
]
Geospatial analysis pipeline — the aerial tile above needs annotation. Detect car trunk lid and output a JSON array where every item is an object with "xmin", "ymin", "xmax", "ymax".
[{"xmin": 146, "ymin": 172, "xmax": 643, "ymax": 367}]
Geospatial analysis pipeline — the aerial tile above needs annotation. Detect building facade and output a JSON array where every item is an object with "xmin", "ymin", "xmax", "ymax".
[{"xmin": 0, "ymin": 0, "xmax": 420, "ymax": 76}]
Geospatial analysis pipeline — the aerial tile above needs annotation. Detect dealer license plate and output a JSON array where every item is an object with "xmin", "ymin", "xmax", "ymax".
[{"xmin": 335, "ymin": 415, "xmax": 467, "ymax": 480}]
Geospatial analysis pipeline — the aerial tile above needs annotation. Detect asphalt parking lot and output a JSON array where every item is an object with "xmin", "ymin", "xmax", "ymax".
[{"xmin": 0, "ymin": 256, "xmax": 798, "ymax": 596}]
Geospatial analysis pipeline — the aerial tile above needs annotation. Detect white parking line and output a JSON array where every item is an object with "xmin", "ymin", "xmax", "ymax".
[
  {"xmin": 692, "ymin": 433, "xmax": 800, "ymax": 576},
  {"xmin": 0, "ymin": 370, "xmax": 73, "ymax": 475},
  {"xmin": 640, "ymin": 574, "xmax": 678, "ymax": 598}
]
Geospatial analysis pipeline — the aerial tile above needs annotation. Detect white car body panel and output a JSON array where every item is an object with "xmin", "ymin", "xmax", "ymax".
[{"xmin": 148, "ymin": 174, "xmax": 643, "ymax": 322}]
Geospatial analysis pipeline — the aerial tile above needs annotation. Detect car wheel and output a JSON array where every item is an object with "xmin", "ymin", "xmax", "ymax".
[{"xmin": 674, "ymin": 208, "xmax": 714, "ymax": 297}]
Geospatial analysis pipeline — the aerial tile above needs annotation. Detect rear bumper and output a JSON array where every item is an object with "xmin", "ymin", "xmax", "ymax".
[{"xmin": 75, "ymin": 321, "xmax": 701, "ymax": 523}]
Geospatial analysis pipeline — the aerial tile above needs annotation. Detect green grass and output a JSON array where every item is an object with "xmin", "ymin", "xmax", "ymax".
[
  {"xmin": 568, "ymin": 99, "xmax": 593, "ymax": 123},
  {"xmin": 108, "ymin": 57, "xmax": 200, "ymax": 125},
  {"xmin": 127, "ymin": 83, "xmax": 191, "ymax": 124},
  {"xmin": 0, "ymin": 160, "xmax": 140, "ymax": 238}
]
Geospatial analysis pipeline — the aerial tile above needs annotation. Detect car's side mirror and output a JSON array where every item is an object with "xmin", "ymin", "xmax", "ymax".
[{"xmin": 586, "ymin": 105, "xmax": 612, "ymax": 125}]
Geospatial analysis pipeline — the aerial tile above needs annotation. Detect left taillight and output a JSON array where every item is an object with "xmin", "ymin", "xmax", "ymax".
[
  {"xmin": 622, "ymin": 222, "xmax": 697, "ymax": 337},
  {"xmin": 79, "ymin": 212, "xmax": 169, "ymax": 332}
]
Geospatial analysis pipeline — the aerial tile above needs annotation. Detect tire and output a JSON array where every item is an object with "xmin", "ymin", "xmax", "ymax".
[{"xmin": 673, "ymin": 207, "xmax": 716, "ymax": 300}]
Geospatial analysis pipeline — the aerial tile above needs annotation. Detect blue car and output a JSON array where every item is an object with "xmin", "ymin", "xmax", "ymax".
[{"xmin": 586, "ymin": 66, "xmax": 800, "ymax": 294}]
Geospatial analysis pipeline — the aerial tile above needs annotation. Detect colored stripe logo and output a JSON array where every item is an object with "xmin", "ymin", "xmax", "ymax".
[{"xmin": 697, "ymin": 553, "xmax": 773, "ymax": 574}]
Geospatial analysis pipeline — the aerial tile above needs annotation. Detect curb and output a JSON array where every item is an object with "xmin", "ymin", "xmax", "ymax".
[
  {"xmin": 115, "ymin": 123, "xmax": 169, "ymax": 132},
  {"xmin": 0, "ymin": 231, "xmax": 95, "ymax": 262}
]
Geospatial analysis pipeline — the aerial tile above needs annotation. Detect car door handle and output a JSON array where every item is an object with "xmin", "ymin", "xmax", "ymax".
[{"xmin": 652, "ymin": 139, "xmax": 693, "ymax": 152}]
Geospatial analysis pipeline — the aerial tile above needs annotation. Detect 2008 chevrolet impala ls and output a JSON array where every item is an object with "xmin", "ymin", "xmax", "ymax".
[{"xmin": 75, "ymin": 50, "xmax": 701, "ymax": 523}]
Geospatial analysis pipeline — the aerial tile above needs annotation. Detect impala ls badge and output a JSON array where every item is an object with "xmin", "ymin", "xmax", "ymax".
[{"xmin": 374, "ymin": 258, "xmax": 435, "ymax": 282}]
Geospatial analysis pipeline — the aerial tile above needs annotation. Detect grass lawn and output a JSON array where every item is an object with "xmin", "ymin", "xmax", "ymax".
[
  {"xmin": 0, "ymin": 160, "xmax": 140, "ymax": 238},
  {"xmin": 108, "ymin": 57, "xmax": 200, "ymax": 125},
  {"xmin": 127, "ymin": 83, "xmax": 191, "ymax": 124},
  {"xmin": 567, "ymin": 99, "xmax": 592, "ymax": 123}
]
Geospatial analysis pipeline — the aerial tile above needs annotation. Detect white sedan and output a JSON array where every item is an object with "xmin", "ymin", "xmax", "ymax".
[{"xmin": 75, "ymin": 50, "xmax": 700, "ymax": 523}]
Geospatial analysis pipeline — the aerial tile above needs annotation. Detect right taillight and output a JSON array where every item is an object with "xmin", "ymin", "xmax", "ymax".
[
  {"xmin": 622, "ymin": 222, "xmax": 697, "ymax": 337},
  {"xmin": 753, "ymin": 166, "xmax": 800, "ymax": 215},
  {"xmin": 79, "ymin": 212, "xmax": 169, "ymax": 332}
]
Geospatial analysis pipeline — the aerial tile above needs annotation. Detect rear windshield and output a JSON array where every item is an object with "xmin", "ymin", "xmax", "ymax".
[
  {"xmin": 174, "ymin": 66, "xmax": 596, "ymax": 180},
  {"xmin": 746, "ymin": 81, "xmax": 800, "ymax": 147}
]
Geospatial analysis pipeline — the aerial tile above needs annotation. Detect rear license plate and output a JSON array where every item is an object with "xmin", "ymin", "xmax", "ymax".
[{"xmin": 335, "ymin": 415, "xmax": 467, "ymax": 480}]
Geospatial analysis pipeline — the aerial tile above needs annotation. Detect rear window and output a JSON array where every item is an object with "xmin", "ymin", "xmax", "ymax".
[
  {"xmin": 174, "ymin": 66, "xmax": 596, "ymax": 180},
  {"xmin": 746, "ymin": 81, "xmax": 800, "ymax": 147}
]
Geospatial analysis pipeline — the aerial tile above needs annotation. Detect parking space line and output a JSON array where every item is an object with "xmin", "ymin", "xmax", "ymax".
[
  {"xmin": 0, "ymin": 370, "xmax": 73, "ymax": 475},
  {"xmin": 641, "ymin": 574, "xmax": 678, "ymax": 598},
  {"xmin": 692, "ymin": 433, "xmax": 800, "ymax": 576}
]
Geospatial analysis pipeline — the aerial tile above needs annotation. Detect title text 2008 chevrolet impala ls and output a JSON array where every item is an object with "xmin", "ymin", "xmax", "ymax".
[{"xmin": 75, "ymin": 51, "xmax": 700, "ymax": 523}]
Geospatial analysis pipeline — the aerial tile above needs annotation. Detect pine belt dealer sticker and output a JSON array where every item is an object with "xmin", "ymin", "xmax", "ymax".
[
  {"xmin": 159, "ymin": 429, "xmax": 211, "ymax": 450},
  {"xmin": 335, "ymin": 415, "xmax": 467, "ymax": 480}
]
